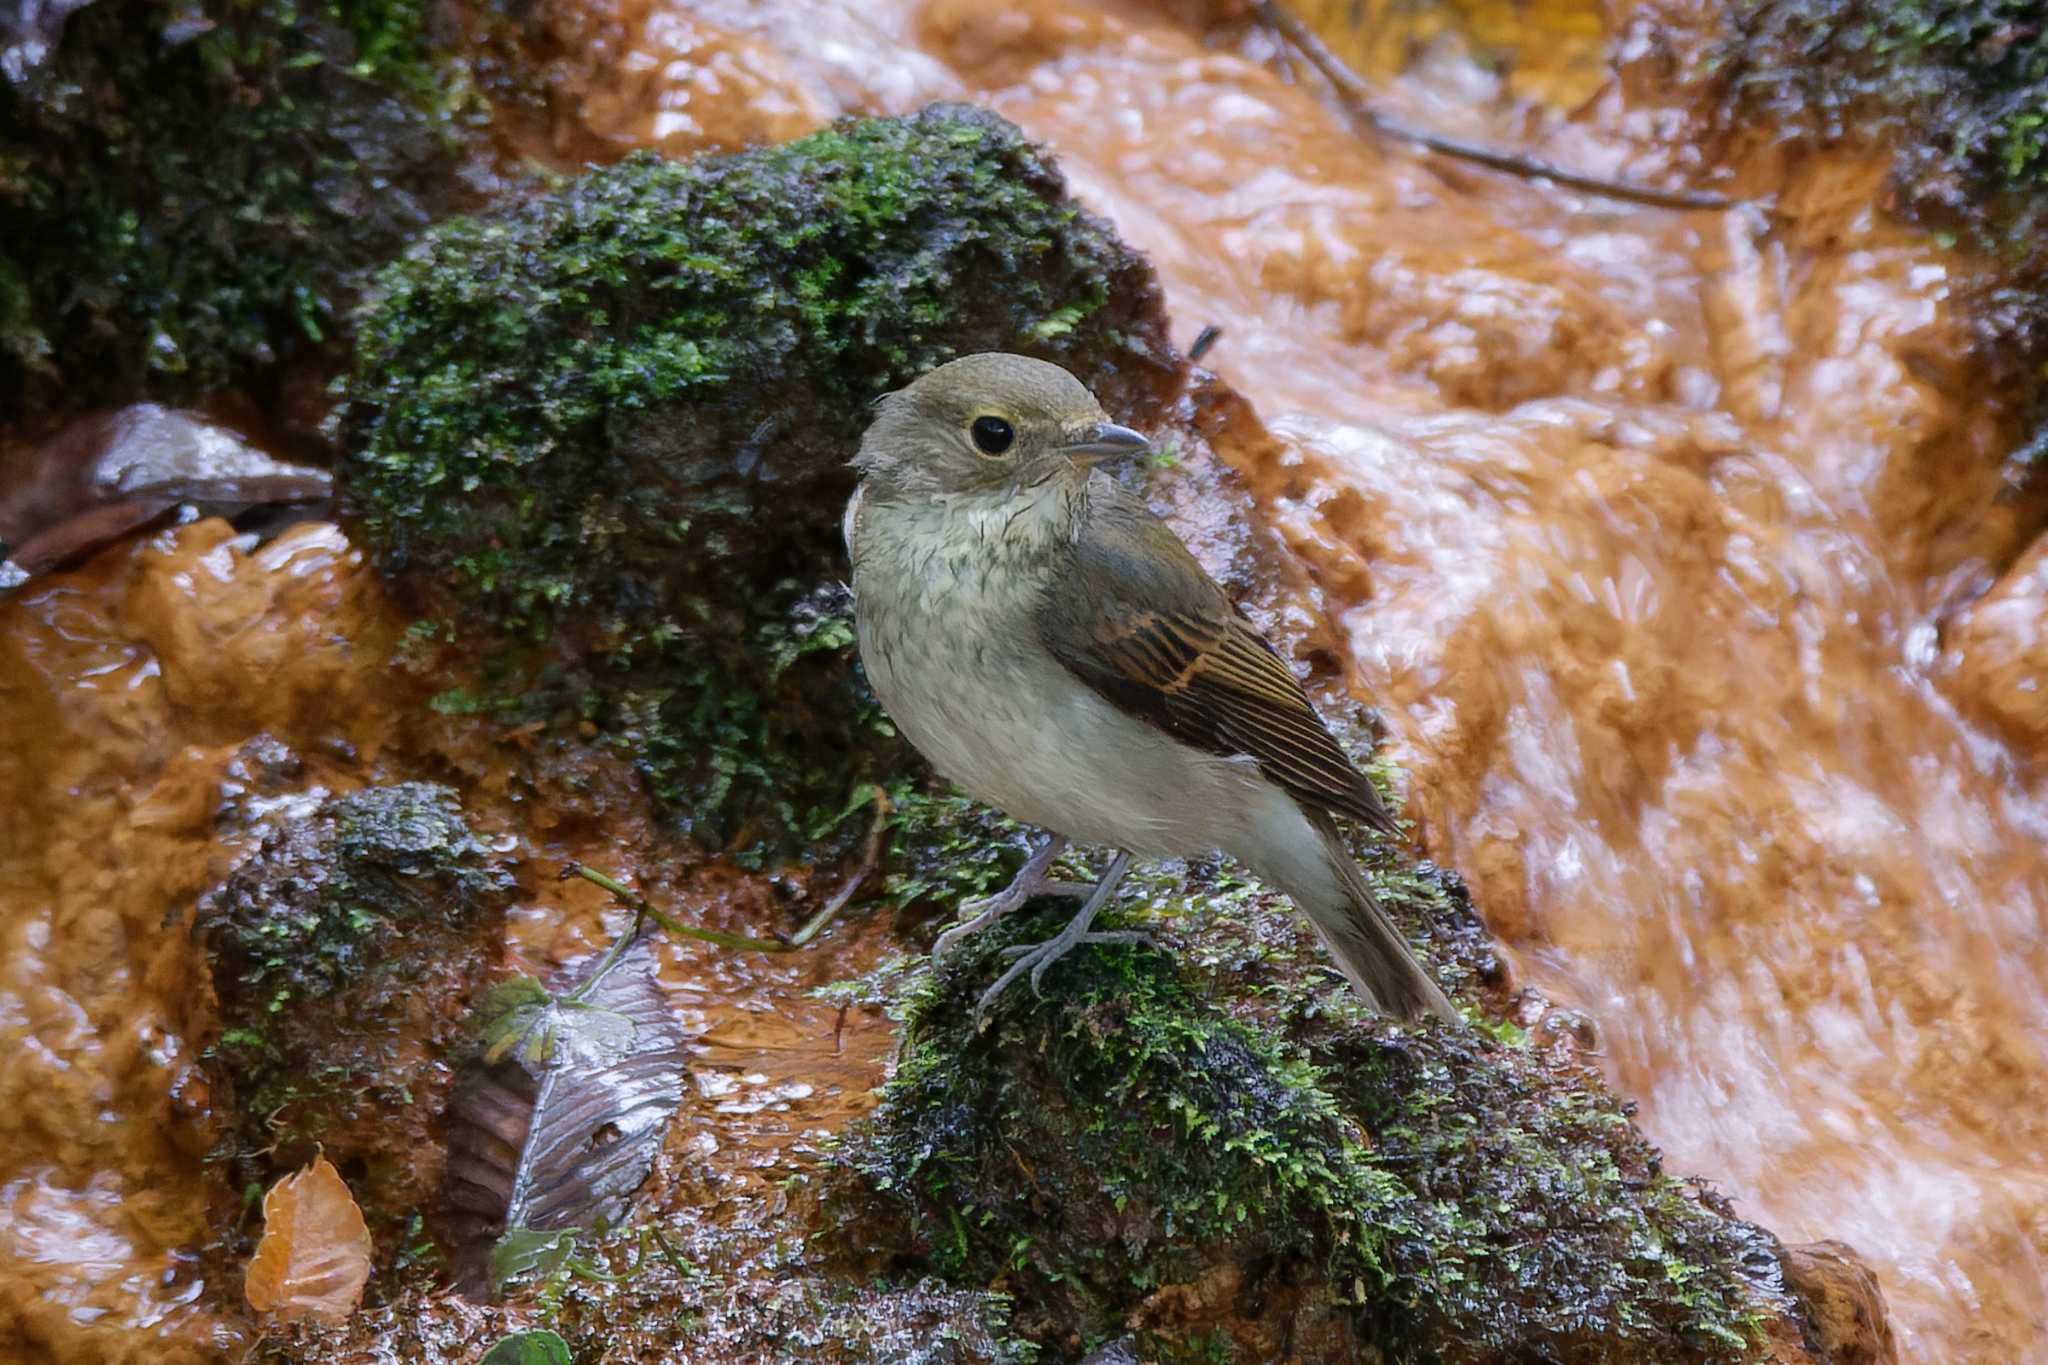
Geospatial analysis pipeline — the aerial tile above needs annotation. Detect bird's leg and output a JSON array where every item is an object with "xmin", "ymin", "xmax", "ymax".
[
  {"xmin": 934, "ymin": 835, "xmax": 1088, "ymax": 958},
  {"xmin": 975, "ymin": 851, "xmax": 1143, "ymax": 1022}
]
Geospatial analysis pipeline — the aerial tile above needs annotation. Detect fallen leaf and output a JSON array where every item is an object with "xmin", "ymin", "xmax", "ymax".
[
  {"xmin": 443, "ymin": 939, "xmax": 685, "ymax": 1296},
  {"xmin": 244, "ymin": 1153, "xmax": 374, "ymax": 1320},
  {"xmin": 0, "ymin": 404, "xmax": 330, "ymax": 584}
]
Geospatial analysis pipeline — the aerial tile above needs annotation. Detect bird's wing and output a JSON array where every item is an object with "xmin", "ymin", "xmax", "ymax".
[{"xmin": 1036, "ymin": 487, "xmax": 1399, "ymax": 835}]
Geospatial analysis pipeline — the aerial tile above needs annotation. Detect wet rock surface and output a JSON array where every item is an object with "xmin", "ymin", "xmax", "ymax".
[{"xmin": 1781, "ymin": 1241, "xmax": 1901, "ymax": 1365}]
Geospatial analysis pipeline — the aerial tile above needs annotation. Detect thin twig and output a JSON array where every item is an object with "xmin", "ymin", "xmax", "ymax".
[
  {"xmin": 646, "ymin": 1224, "xmax": 694, "ymax": 1281},
  {"xmin": 562, "ymin": 863, "xmax": 791, "ymax": 957},
  {"xmin": 1253, "ymin": 0, "xmax": 1736, "ymax": 212}
]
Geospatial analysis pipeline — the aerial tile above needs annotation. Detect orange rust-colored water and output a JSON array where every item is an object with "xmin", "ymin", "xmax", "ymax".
[
  {"xmin": 4, "ymin": 1, "xmax": 2047, "ymax": 1361},
  {"xmin": 542, "ymin": 0, "xmax": 2048, "ymax": 1357}
]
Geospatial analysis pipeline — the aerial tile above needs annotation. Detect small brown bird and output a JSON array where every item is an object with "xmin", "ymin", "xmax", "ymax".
[{"xmin": 844, "ymin": 353, "xmax": 1457, "ymax": 1023}]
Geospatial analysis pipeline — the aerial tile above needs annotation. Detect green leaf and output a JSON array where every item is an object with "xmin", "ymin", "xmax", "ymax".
[
  {"xmin": 487, "ymin": 1228, "xmax": 582, "ymax": 1292},
  {"xmin": 473, "ymin": 976, "xmax": 638, "ymax": 1068},
  {"xmin": 477, "ymin": 1329, "xmax": 573, "ymax": 1365}
]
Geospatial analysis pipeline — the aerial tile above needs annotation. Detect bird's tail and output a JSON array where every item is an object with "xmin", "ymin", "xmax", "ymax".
[{"xmin": 1256, "ymin": 809, "xmax": 1462, "ymax": 1024}]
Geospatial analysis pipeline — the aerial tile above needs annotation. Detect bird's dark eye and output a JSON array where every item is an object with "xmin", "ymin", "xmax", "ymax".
[{"xmin": 970, "ymin": 415, "xmax": 1015, "ymax": 456}]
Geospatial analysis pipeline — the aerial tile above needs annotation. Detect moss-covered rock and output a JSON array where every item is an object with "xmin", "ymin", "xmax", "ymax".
[
  {"xmin": 198, "ymin": 778, "xmax": 514, "ymax": 1238},
  {"xmin": 827, "ymin": 825, "xmax": 1795, "ymax": 1363},
  {"xmin": 0, "ymin": 0, "xmax": 486, "ymax": 430},
  {"xmin": 337, "ymin": 104, "xmax": 1175, "ymax": 855}
]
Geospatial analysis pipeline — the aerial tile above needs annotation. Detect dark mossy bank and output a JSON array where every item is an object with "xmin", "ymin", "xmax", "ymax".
[
  {"xmin": 0, "ymin": 0, "xmax": 494, "ymax": 433},
  {"xmin": 338, "ymin": 104, "xmax": 1175, "ymax": 858},
  {"xmin": 1724, "ymin": 0, "xmax": 2048, "ymax": 234}
]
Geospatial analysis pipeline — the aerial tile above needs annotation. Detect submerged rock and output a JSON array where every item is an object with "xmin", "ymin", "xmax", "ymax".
[
  {"xmin": 1945, "ymin": 534, "xmax": 2048, "ymax": 749},
  {"xmin": 338, "ymin": 103, "xmax": 1175, "ymax": 855},
  {"xmin": 197, "ymin": 778, "xmax": 515, "ymax": 1242},
  {"xmin": 1781, "ymin": 1241, "xmax": 1900, "ymax": 1365}
]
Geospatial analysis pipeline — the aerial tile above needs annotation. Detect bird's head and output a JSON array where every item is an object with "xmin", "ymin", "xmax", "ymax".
[{"xmin": 853, "ymin": 352, "xmax": 1150, "ymax": 499}]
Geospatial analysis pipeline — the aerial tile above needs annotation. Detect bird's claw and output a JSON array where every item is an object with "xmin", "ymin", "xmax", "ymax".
[
  {"xmin": 934, "ymin": 879, "xmax": 1092, "ymax": 957},
  {"xmin": 975, "ymin": 929, "xmax": 1152, "ymax": 1022},
  {"xmin": 961, "ymin": 878, "xmax": 1095, "ymax": 921}
]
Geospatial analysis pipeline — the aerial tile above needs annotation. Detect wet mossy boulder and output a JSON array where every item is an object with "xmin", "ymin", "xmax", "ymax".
[
  {"xmin": 829, "ymin": 852, "xmax": 1796, "ymax": 1363},
  {"xmin": 199, "ymin": 779, "xmax": 515, "ymax": 1236},
  {"xmin": 0, "ymin": 0, "xmax": 488, "ymax": 430},
  {"xmin": 338, "ymin": 104, "xmax": 1175, "ymax": 854}
]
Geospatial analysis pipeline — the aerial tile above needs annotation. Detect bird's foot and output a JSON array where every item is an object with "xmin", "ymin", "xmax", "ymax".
[
  {"xmin": 935, "ymin": 880, "xmax": 1093, "ymax": 958},
  {"xmin": 933, "ymin": 836, "xmax": 1082, "ymax": 957},
  {"xmin": 972, "ymin": 851, "xmax": 1138, "ymax": 1026},
  {"xmin": 978, "ymin": 929, "xmax": 1151, "ymax": 1011}
]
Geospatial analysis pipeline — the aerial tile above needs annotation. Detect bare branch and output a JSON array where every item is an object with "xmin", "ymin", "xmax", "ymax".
[{"xmin": 1253, "ymin": 1, "xmax": 1737, "ymax": 212}]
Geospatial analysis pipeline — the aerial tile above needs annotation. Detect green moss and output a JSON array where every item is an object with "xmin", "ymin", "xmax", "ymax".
[
  {"xmin": 199, "ymin": 782, "xmax": 514, "ymax": 1222},
  {"xmin": 0, "ymin": 0, "xmax": 487, "ymax": 428},
  {"xmin": 828, "ymin": 798, "xmax": 1787, "ymax": 1362},
  {"xmin": 205, "ymin": 782, "xmax": 509, "ymax": 1022},
  {"xmin": 339, "ymin": 105, "xmax": 1171, "ymax": 854},
  {"xmin": 841, "ymin": 925, "xmax": 1406, "ymax": 1309},
  {"xmin": 1315, "ymin": 1026, "xmax": 1779, "ymax": 1358}
]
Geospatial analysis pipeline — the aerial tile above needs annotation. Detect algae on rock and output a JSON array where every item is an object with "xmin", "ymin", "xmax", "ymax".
[{"xmin": 338, "ymin": 104, "xmax": 1175, "ymax": 856}]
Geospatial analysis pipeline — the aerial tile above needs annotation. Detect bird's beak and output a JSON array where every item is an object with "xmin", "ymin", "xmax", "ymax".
[{"xmin": 1060, "ymin": 421, "xmax": 1151, "ymax": 465}]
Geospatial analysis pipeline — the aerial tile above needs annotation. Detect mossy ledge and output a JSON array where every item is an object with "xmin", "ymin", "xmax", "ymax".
[
  {"xmin": 1, "ymin": 0, "xmax": 487, "ymax": 430},
  {"xmin": 1722, "ymin": 0, "xmax": 2047, "ymax": 237},
  {"xmin": 338, "ymin": 104, "xmax": 1175, "ymax": 856},
  {"xmin": 826, "ymin": 810, "xmax": 1798, "ymax": 1364}
]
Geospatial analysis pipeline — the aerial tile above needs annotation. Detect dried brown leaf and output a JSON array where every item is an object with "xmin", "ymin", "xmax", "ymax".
[{"xmin": 244, "ymin": 1153, "xmax": 374, "ymax": 1320}]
